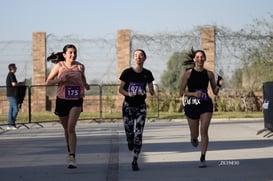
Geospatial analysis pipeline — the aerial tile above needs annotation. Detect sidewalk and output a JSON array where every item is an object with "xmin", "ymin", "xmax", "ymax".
[{"xmin": 0, "ymin": 119, "xmax": 272, "ymax": 181}]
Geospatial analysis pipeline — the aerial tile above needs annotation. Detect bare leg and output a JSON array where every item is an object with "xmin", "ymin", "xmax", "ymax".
[
  {"xmin": 67, "ymin": 106, "xmax": 81, "ymax": 156},
  {"xmin": 60, "ymin": 116, "xmax": 69, "ymax": 152},
  {"xmin": 199, "ymin": 112, "xmax": 212, "ymax": 156},
  {"xmin": 59, "ymin": 106, "xmax": 81, "ymax": 168},
  {"xmin": 187, "ymin": 117, "xmax": 199, "ymax": 143}
]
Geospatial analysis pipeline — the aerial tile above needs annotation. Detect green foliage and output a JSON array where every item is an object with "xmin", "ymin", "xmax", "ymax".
[
  {"xmin": 229, "ymin": 14, "xmax": 273, "ymax": 91},
  {"xmin": 229, "ymin": 69, "xmax": 243, "ymax": 89},
  {"xmin": 148, "ymin": 97, "xmax": 159, "ymax": 112},
  {"xmin": 104, "ymin": 96, "xmax": 116, "ymax": 113},
  {"xmin": 243, "ymin": 51, "xmax": 273, "ymax": 90},
  {"xmin": 160, "ymin": 51, "xmax": 189, "ymax": 94}
]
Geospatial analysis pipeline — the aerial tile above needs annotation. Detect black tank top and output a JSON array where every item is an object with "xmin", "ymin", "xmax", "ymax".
[{"xmin": 187, "ymin": 68, "xmax": 209, "ymax": 92}]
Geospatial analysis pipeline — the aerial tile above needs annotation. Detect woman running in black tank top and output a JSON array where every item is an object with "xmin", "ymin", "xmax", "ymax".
[{"xmin": 180, "ymin": 48, "xmax": 223, "ymax": 168}]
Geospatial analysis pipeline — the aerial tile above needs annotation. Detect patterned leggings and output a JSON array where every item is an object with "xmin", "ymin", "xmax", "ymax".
[{"xmin": 122, "ymin": 101, "xmax": 147, "ymax": 158}]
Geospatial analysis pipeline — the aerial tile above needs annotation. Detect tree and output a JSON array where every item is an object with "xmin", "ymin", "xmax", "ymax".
[
  {"xmin": 227, "ymin": 14, "xmax": 273, "ymax": 91},
  {"xmin": 241, "ymin": 51, "xmax": 273, "ymax": 90},
  {"xmin": 160, "ymin": 51, "xmax": 188, "ymax": 94},
  {"xmin": 229, "ymin": 68, "xmax": 243, "ymax": 90}
]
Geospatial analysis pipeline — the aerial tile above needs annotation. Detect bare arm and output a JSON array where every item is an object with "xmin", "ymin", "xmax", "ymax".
[
  {"xmin": 46, "ymin": 64, "xmax": 61, "ymax": 85},
  {"xmin": 179, "ymin": 71, "xmax": 188, "ymax": 96},
  {"xmin": 10, "ymin": 73, "xmax": 19, "ymax": 87},
  {"xmin": 148, "ymin": 82, "xmax": 155, "ymax": 96},
  {"xmin": 119, "ymin": 80, "xmax": 130, "ymax": 97},
  {"xmin": 81, "ymin": 65, "xmax": 90, "ymax": 90},
  {"xmin": 208, "ymin": 70, "xmax": 220, "ymax": 95},
  {"xmin": 82, "ymin": 74, "xmax": 90, "ymax": 90}
]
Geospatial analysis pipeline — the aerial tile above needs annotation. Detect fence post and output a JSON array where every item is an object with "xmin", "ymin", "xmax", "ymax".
[
  {"xmin": 99, "ymin": 84, "xmax": 102, "ymax": 118},
  {"xmin": 28, "ymin": 86, "xmax": 32, "ymax": 123}
]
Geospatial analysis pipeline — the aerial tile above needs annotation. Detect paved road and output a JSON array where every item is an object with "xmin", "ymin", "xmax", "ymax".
[{"xmin": 0, "ymin": 118, "xmax": 272, "ymax": 181}]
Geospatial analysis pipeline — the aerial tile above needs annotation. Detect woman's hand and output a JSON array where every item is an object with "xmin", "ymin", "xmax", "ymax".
[
  {"xmin": 85, "ymin": 84, "xmax": 90, "ymax": 90},
  {"xmin": 217, "ymin": 75, "xmax": 224, "ymax": 87},
  {"xmin": 194, "ymin": 90, "xmax": 203, "ymax": 98}
]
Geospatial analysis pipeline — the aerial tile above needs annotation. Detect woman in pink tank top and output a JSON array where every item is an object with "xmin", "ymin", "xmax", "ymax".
[{"xmin": 46, "ymin": 44, "xmax": 90, "ymax": 169}]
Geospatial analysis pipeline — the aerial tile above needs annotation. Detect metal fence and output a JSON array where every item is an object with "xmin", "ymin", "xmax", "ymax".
[
  {"xmin": 0, "ymin": 84, "xmax": 160, "ymax": 127},
  {"xmin": 0, "ymin": 83, "xmax": 264, "ymax": 129}
]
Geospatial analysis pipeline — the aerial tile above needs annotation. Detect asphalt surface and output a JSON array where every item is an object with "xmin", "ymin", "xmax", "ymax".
[{"xmin": 0, "ymin": 118, "xmax": 272, "ymax": 181}]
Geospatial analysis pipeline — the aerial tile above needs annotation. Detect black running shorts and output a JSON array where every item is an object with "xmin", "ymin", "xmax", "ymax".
[
  {"xmin": 54, "ymin": 97, "xmax": 83, "ymax": 117},
  {"xmin": 184, "ymin": 98, "xmax": 213, "ymax": 119}
]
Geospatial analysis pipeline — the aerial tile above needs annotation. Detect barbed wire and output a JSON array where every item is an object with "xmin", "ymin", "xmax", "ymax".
[{"xmin": 0, "ymin": 27, "xmax": 268, "ymax": 86}]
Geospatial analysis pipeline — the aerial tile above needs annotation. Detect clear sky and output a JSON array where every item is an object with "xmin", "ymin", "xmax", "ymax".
[
  {"xmin": 0, "ymin": 0, "xmax": 272, "ymax": 86},
  {"xmin": 1, "ymin": 0, "xmax": 273, "ymax": 41}
]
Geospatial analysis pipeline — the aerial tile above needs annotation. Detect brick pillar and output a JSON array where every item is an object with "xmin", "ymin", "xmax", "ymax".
[
  {"xmin": 201, "ymin": 27, "xmax": 215, "ymax": 72},
  {"xmin": 117, "ymin": 29, "xmax": 131, "ymax": 83},
  {"xmin": 32, "ymin": 32, "xmax": 46, "ymax": 112},
  {"xmin": 201, "ymin": 27, "xmax": 216, "ymax": 105}
]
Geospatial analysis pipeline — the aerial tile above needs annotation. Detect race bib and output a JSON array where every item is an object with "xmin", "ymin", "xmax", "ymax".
[
  {"xmin": 65, "ymin": 86, "xmax": 80, "ymax": 98},
  {"xmin": 128, "ymin": 82, "xmax": 145, "ymax": 96}
]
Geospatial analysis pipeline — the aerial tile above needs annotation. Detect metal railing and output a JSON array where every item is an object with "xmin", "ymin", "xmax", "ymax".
[{"xmin": 0, "ymin": 84, "xmax": 160, "ymax": 126}]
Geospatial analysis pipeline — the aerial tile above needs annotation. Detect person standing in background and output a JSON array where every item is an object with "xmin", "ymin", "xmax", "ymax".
[
  {"xmin": 46, "ymin": 44, "xmax": 90, "ymax": 169},
  {"xmin": 119, "ymin": 49, "xmax": 155, "ymax": 171},
  {"xmin": 6, "ymin": 63, "xmax": 19, "ymax": 130}
]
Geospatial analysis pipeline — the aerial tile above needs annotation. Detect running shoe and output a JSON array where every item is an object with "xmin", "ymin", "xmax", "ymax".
[
  {"xmin": 132, "ymin": 161, "xmax": 139, "ymax": 171},
  {"xmin": 67, "ymin": 155, "xmax": 77, "ymax": 169},
  {"xmin": 68, "ymin": 161, "xmax": 77, "ymax": 169},
  {"xmin": 6, "ymin": 126, "xmax": 17, "ymax": 130},
  {"xmin": 191, "ymin": 138, "xmax": 199, "ymax": 147},
  {"xmin": 199, "ymin": 161, "xmax": 207, "ymax": 168}
]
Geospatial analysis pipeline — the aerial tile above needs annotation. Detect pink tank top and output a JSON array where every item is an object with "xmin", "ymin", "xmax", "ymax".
[{"xmin": 57, "ymin": 61, "xmax": 85, "ymax": 99}]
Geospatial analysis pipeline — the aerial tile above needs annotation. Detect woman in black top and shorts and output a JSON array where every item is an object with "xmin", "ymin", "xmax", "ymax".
[{"xmin": 180, "ymin": 48, "xmax": 223, "ymax": 168}]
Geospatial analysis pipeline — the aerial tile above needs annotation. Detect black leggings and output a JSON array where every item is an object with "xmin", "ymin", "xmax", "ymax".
[{"xmin": 122, "ymin": 101, "xmax": 147, "ymax": 158}]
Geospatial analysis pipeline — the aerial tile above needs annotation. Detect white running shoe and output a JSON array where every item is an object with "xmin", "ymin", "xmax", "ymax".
[
  {"xmin": 199, "ymin": 161, "xmax": 207, "ymax": 168},
  {"xmin": 6, "ymin": 126, "xmax": 17, "ymax": 130},
  {"xmin": 68, "ymin": 161, "xmax": 77, "ymax": 169},
  {"xmin": 67, "ymin": 155, "xmax": 77, "ymax": 169}
]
